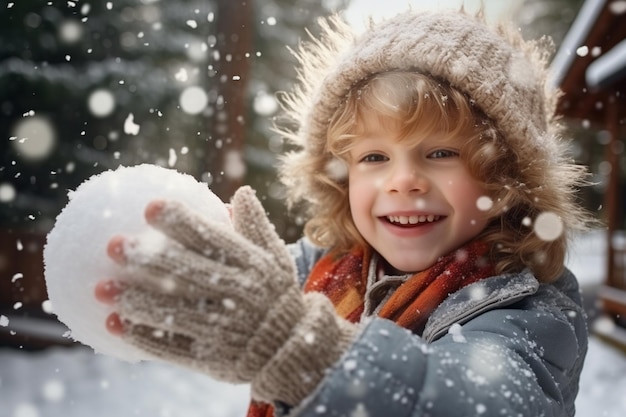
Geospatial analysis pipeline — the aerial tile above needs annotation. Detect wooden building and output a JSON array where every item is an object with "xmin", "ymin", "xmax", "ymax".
[{"xmin": 550, "ymin": 0, "xmax": 626, "ymax": 345}]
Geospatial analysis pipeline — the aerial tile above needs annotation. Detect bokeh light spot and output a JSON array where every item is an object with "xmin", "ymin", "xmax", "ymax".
[
  {"xmin": 88, "ymin": 89, "xmax": 116, "ymax": 118},
  {"xmin": 476, "ymin": 196, "xmax": 493, "ymax": 211},
  {"xmin": 0, "ymin": 183, "xmax": 17, "ymax": 203},
  {"xmin": 533, "ymin": 211, "xmax": 564, "ymax": 241},
  {"xmin": 253, "ymin": 92, "xmax": 278, "ymax": 116},
  {"xmin": 180, "ymin": 86, "xmax": 208, "ymax": 115},
  {"xmin": 59, "ymin": 19, "xmax": 83, "ymax": 44},
  {"xmin": 11, "ymin": 116, "xmax": 56, "ymax": 162}
]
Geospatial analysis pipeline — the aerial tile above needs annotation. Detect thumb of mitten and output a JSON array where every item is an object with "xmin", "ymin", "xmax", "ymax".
[{"xmin": 231, "ymin": 186, "xmax": 291, "ymax": 268}]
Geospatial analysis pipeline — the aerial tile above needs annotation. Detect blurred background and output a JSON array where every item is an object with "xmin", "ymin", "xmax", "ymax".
[{"xmin": 1, "ymin": 0, "xmax": 625, "ymax": 416}]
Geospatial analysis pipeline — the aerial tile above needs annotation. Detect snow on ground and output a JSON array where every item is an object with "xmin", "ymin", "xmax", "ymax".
[
  {"xmin": 568, "ymin": 230, "xmax": 626, "ymax": 417},
  {"xmin": 0, "ymin": 346, "xmax": 250, "ymax": 417},
  {"xmin": 0, "ymin": 230, "xmax": 624, "ymax": 417},
  {"xmin": 577, "ymin": 337, "xmax": 626, "ymax": 417}
]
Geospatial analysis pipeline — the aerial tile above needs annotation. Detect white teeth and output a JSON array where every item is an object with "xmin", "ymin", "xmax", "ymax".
[{"xmin": 387, "ymin": 215, "xmax": 440, "ymax": 225}]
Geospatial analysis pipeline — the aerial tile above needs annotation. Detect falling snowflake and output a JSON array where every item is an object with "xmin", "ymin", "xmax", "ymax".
[{"xmin": 123, "ymin": 113, "xmax": 140, "ymax": 135}]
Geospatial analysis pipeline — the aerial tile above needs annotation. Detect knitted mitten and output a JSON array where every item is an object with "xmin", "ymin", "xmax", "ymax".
[{"xmin": 113, "ymin": 186, "xmax": 358, "ymax": 405}]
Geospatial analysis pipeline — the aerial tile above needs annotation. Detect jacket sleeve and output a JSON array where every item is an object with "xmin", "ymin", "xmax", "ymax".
[
  {"xmin": 287, "ymin": 238, "xmax": 328, "ymax": 286},
  {"xmin": 287, "ymin": 282, "xmax": 587, "ymax": 417}
]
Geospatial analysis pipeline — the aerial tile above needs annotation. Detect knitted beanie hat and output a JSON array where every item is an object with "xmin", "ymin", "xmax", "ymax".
[{"xmin": 279, "ymin": 9, "xmax": 566, "ymax": 204}]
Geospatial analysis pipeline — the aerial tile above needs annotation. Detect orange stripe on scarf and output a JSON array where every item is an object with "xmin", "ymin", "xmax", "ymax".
[
  {"xmin": 302, "ymin": 246, "xmax": 370, "ymax": 322},
  {"xmin": 246, "ymin": 240, "xmax": 493, "ymax": 417}
]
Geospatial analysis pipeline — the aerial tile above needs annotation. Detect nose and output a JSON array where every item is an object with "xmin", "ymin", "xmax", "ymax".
[{"xmin": 385, "ymin": 162, "xmax": 429, "ymax": 194}]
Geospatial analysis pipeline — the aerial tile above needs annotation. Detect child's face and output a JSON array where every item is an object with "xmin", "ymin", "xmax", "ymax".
[{"xmin": 347, "ymin": 124, "xmax": 490, "ymax": 274}]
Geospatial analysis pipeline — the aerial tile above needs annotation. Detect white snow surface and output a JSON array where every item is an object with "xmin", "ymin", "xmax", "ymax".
[
  {"xmin": 43, "ymin": 164, "xmax": 231, "ymax": 363},
  {"xmin": 0, "ymin": 230, "xmax": 624, "ymax": 417}
]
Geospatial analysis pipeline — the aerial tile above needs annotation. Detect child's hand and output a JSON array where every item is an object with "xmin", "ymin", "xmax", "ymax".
[
  {"xmin": 94, "ymin": 277, "xmax": 125, "ymax": 335},
  {"xmin": 94, "ymin": 186, "xmax": 357, "ymax": 405}
]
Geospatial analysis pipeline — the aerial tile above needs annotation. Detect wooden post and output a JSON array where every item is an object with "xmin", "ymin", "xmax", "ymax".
[
  {"xmin": 209, "ymin": 0, "xmax": 253, "ymax": 201},
  {"xmin": 604, "ymin": 94, "xmax": 620, "ymax": 289}
]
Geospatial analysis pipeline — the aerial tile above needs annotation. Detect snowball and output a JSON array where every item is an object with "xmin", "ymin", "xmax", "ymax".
[{"xmin": 43, "ymin": 164, "xmax": 231, "ymax": 362}]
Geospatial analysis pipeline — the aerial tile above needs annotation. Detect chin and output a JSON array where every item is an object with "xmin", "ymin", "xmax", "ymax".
[{"xmin": 385, "ymin": 258, "xmax": 433, "ymax": 275}]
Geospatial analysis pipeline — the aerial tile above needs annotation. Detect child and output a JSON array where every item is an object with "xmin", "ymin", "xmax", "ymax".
[{"xmin": 95, "ymin": 8, "xmax": 592, "ymax": 417}]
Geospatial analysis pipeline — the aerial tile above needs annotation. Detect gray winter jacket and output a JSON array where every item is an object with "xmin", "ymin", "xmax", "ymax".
[{"xmin": 282, "ymin": 238, "xmax": 588, "ymax": 417}]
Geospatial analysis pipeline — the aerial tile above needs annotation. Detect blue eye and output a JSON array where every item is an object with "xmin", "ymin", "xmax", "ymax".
[
  {"xmin": 429, "ymin": 149, "xmax": 459, "ymax": 159},
  {"xmin": 360, "ymin": 153, "xmax": 388, "ymax": 163}
]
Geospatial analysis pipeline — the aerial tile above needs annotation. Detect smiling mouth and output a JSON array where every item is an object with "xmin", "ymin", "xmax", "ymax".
[{"xmin": 385, "ymin": 215, "xmax": 443, "ymax": 226}]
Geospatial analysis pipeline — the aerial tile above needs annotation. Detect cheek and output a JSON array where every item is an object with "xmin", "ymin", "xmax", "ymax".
[
  {"xmin": 348, "ymin": 172, "xmax": 375, "ymax": 223},
  {"xmin": 348, "ymin": 176, "xmax": 363, "ymax": 213},
  {"xmin": 446, "ymin": 178, "xmax": 490, "ymax": 216},
  {"xmin": 349, "ymin": 166, "xmax": 384, "ymax": 193},
  {"xmin": 459, "ymin": 188, "xmax": 492, "ymax": 225}
]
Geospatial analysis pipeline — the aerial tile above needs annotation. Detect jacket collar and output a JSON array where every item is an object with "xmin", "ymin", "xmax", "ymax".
[{"xmin": 423, "ymin": 270, "xmax": 540, "ymax": 342}]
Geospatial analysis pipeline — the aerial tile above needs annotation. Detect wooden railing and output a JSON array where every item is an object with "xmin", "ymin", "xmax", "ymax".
[
  {"xmin": 602, "ymin": 232, "xmax": 626, "ymax": 318},
  {"xmin": 595, "ymin": 231, "xmax": 626, "ymax": 351},
  {"xmin": 0, "ymin": 229, "xmax": 74, "ymax": 349}
]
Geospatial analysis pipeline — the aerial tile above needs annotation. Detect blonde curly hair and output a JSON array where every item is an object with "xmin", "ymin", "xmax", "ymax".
[{"xmin": 277, "ymin": 10, "xmax": 592, "ymax": 282}]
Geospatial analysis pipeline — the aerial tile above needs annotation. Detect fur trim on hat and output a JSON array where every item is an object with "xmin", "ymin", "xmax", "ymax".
[
  {"xmin": 278, "ymin": 9, "xmax": 567, "ymax": 201},
  {"xmin": 277, "ymin": 9, "xmax": 592, "ymax": 279}
]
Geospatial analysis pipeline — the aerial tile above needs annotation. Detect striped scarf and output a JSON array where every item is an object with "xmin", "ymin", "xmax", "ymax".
[{"xmin": 246, "ymin": 239, "xmax": 494, "ymax": 417}]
